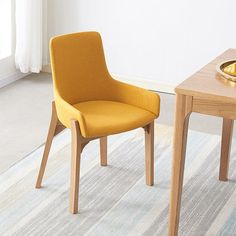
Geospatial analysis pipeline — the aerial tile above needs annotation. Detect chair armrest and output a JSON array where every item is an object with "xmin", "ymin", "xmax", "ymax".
[
  {"xmin": 110, "ymin": 79, "xmax": 160, "ymax": 117},
  {"xmin": 54, "ymin": 91, "xmax": 88, "ymax": 137}
]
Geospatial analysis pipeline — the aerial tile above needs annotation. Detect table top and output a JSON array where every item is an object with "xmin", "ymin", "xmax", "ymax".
[{"xmin": 176, "ymin": 49, "xmax": 236, "ymax": 103}]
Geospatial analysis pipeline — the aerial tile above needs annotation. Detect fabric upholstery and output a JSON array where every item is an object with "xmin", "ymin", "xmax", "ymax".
[
  {"xmin": 50, "ymin": 32, "xmax": 160, "ymax": 138},
  {"xmin": 74, "ymin": 101, "xmax": 156, "ymax": 137}
]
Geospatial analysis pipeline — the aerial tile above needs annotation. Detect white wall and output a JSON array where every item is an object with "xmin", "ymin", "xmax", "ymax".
[
  {"xmin": 47, "ymin": 0, "xmax": 236, "ymax": 87},
  {"xmin": 0, "ymin": 0, "xmax": 47, "ymax": 86},
  {"xmin": 0, "ymin": 0, "xmax": 24, "ymax": 87}
]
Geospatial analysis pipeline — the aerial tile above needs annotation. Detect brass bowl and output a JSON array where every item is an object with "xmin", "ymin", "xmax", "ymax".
[{"xmin": 216, "ymin": 59, "xmax": 236, "ymax": 82}]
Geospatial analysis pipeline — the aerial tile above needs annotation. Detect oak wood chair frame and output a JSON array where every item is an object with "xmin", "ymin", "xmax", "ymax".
[{"xmin": 36, "ymin": 101, "xmax": 155, "ymax": 214}]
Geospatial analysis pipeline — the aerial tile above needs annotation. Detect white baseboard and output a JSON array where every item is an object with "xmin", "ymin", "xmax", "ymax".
[
  {"xmin": 0, "ymin": 71, "xmax": 29, "ymax": 88},
  {"xmin": 112, "ymin": 74, "xmax": 175, "ymax": 94},
  {"xmin": 42, "ymin": 64, "xmax": 175, "ymax": 94},
  {"xmin": 42, "ymin": 64, "xmax": 51, "ymax": 73}
]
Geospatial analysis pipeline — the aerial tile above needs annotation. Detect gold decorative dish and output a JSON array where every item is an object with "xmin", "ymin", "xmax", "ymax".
[{"xmin": 216, "ymin": 60, "xmax": 236, "ymax": 82}]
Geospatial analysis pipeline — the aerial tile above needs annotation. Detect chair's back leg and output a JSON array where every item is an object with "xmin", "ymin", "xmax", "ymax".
[
  {"xmin": 144, "ymin": 121, "xmax": 155, "ymax": 186},
  {"xmin": 100, "ymin": 137, "xmax": 107, "ymax": 166},
  {"xmin": 35, "ymin": 102, "xmax": 65, "ymax": 188}
]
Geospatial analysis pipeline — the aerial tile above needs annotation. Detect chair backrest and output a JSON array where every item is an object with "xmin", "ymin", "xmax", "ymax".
[{"xmin": 50, "ymin": 32, "xmax": 112, "ymax": 104}]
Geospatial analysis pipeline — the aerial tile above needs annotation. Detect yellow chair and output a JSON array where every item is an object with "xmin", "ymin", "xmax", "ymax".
[{"xmin": 35, "ymin": 32, "xmax": 160, "ymax": 214}]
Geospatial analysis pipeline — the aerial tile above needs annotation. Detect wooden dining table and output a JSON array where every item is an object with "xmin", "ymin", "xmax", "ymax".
[{"xmin": 168, "ymin": 49, "xmax": 236, "ymax": 236}]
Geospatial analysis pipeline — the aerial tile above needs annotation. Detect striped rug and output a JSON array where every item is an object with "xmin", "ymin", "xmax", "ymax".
[{"xmin": 0, "ymin": 124, "xmax": 236, "ymax": 236}]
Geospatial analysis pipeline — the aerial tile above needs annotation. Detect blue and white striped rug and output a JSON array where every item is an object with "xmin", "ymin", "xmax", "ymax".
[{"xmin": 0, "ymin": 124, "xmax": 236, "ymax": 236}]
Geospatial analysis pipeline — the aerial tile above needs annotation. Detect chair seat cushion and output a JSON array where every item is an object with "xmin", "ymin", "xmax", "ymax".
[{"xmin": 73, "ymin": 100, "xmax": 156, "ymax": 137}]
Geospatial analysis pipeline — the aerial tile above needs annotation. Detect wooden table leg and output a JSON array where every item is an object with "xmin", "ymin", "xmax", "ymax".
[
  {"xmin": 168, "ymin": 94, "xmax": 192, "ymax": 236},
  {"xmin": 219, "ymin": 118, "xmax": 234, "ymax": 181}
]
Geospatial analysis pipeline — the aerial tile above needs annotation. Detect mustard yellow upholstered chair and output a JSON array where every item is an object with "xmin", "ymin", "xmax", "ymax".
[{"xmin": 35, "ymin": 32, "xmax": 160, "ymax": 214}]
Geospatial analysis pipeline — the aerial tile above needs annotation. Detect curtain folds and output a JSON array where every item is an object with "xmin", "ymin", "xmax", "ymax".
[{"xmin": 15, "ymin": 0, "xmax": 42, "ymax": 73}]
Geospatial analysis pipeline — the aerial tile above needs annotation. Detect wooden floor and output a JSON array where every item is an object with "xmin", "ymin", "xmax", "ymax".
[{"xmin": 0, "ymin": 72, "xmax": 234, "ymax": 173}]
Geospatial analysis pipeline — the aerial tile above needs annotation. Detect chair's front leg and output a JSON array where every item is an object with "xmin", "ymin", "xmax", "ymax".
[
  {"xmin": 70, "ymin": 120, "xmax": 82, "ymax": 214},
  {"xmin": 144, "ymin": 121, "xmax": 154, "ymax": 186},
  {"xmin": 36, "ymin": 102, "xmax": 65, "ymax": 188},
  {"xmin": 100, "ymin": 137, "xmax": 107, "ymax": 166}
]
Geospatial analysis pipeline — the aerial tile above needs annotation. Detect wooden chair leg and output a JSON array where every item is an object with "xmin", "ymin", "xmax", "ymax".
[
  {"xmin": 70, "ymin": 120, "xmax": 82, "ymax": 214},
  {"xmin": 36, "ymin": 102, "xmax": 65, "ymax": 188},
  {"xmin": 219, "ymin": 118, "xmax": 234, "ymax": 181},
  {"xmin": 100, "ymin": 137, "xmax": 107, "ymax": 166},
  {"xmin": 144, "ymin": 121, "xmax": 154, "ymax": 186}
]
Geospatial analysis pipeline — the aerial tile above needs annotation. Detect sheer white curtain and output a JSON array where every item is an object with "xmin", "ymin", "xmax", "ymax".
[{"xmin": 15, "ymin": 0, "xmax": 42, "ymax": 73}]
